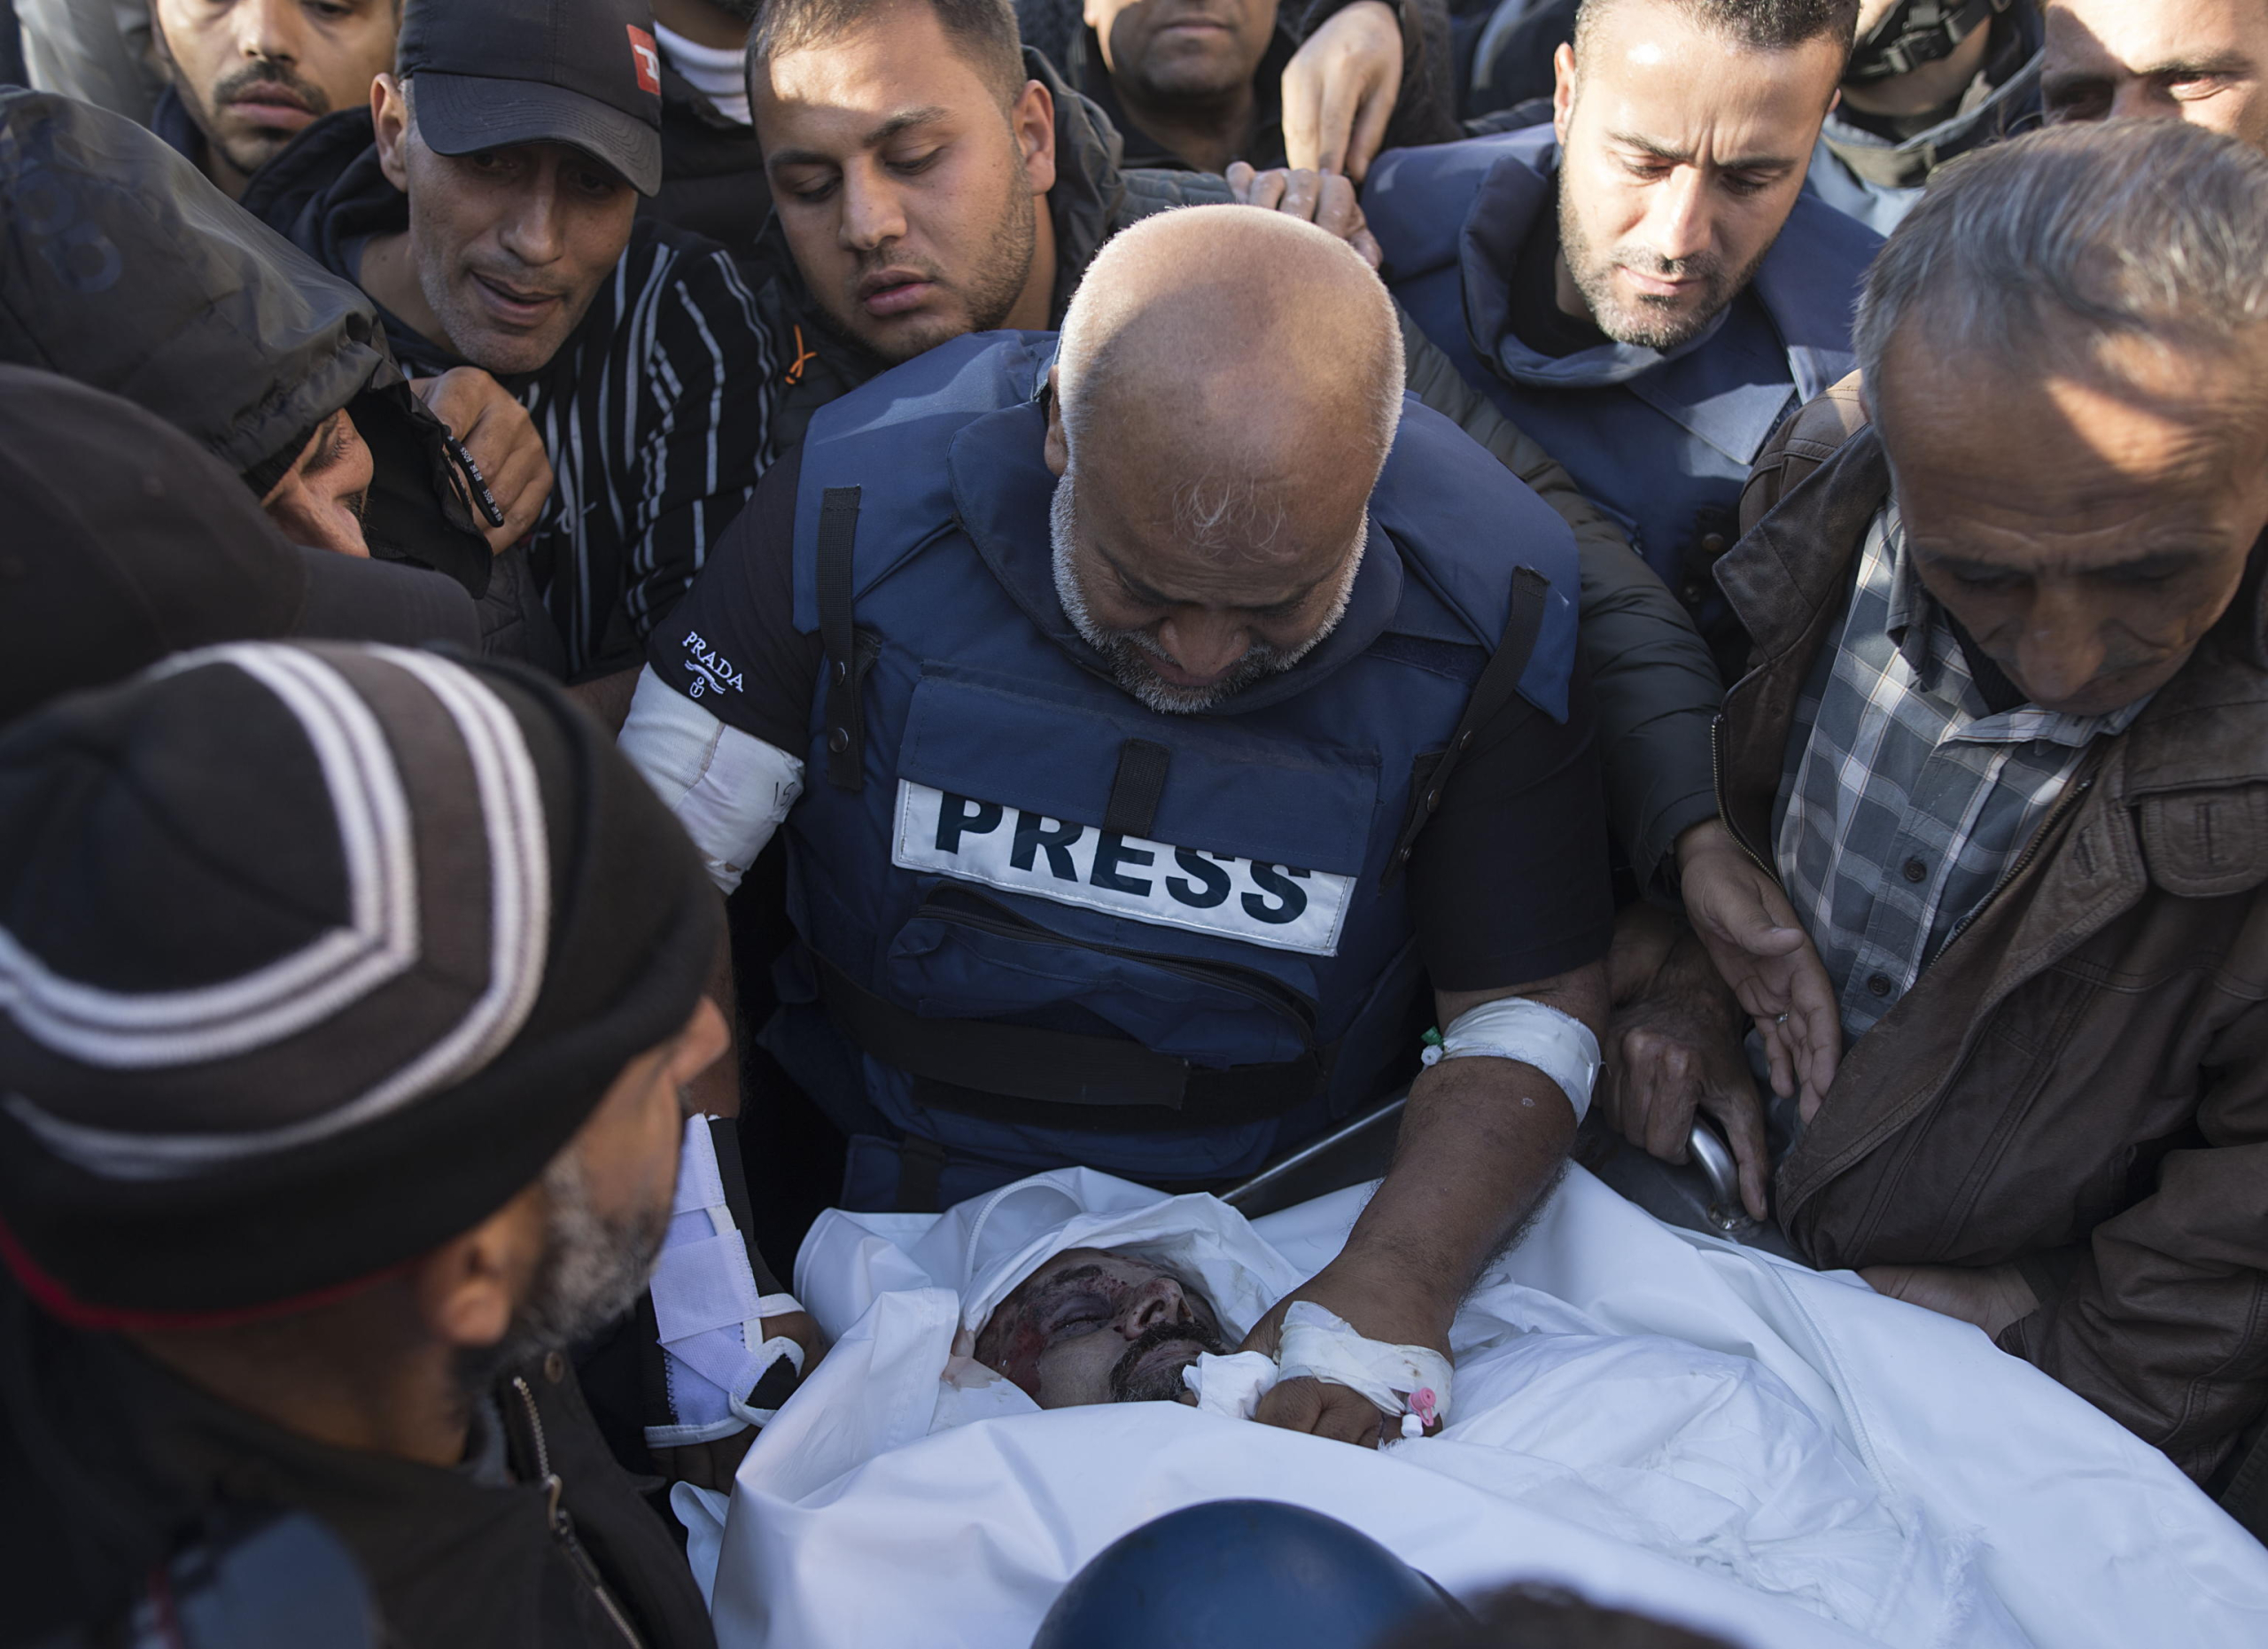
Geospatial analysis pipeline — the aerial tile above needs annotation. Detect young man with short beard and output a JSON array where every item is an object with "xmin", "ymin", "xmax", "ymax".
[
  {"xmin": 0, "ymin": 642, "xmax": 730, "ymax": 1645},
  {"xmin": 147, "ymin": 0, "xmax": 398, "ymax": 200},
  {"xmin": 1363, "ymin": 0, "xmax": 1878, "ymax": 664}
]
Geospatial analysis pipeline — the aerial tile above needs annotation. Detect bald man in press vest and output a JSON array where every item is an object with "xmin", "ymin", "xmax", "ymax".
[{"xmin": 621, "ymin": 206, "xmax": 1613, "ymax": 1445}]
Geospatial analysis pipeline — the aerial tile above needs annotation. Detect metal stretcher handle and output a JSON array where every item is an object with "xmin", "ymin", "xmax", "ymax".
[{"xmin": 1687, "ymin": 1120, "xmax": 1759, "ymax": 1234}]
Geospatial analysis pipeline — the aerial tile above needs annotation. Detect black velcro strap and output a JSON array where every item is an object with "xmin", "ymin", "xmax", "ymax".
[
  {"xmin": 704, "ymin": 1118, "xmax": 782, "ymax": 1295},
  {"xmin": 1385, "ymin": 564, "xmax": 1551, "ymax": 888},
  {"xmin": 1102, "ymin": 739, "xmax": 1171, "ymax": 838},
  {"xmin": 814, "ymin": 956, "xmax": 1326, "ymax": 1129},
  {"xmin": 818, "ymin": 486, "xmax": 865, "ymax": 791}
]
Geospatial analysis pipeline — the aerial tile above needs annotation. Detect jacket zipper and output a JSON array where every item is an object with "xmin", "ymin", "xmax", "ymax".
[
  {"xmin": 1709, "ymin": 712, "xmax": 1776, "ymax": 875},
  {"xmin": 1937, "ymin": 767, "xmax": 2100, "ymax": 959},
  {"xmin": 917, "ymin": 891, "xmax": 1320, "ymax": 1038},
  {"xmin": 510, "ymin": 1375, "xmax": 647, "ymax": 1649}
]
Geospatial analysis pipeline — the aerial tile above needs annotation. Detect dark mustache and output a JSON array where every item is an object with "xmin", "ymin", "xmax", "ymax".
[
  {"xmin": 1107, "ymin": 1317, "xmax": 1228, "ymax": 1403},
  {"xmin": 213, "ymin": 58, "xmax": 330, "ymax": 116}
]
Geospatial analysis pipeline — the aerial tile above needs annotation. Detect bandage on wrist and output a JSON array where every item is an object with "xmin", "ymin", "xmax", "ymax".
[
  {"xmin": 1274, "ymin": 1301, "xmax": 1453, "ymax": 1432},
  {"xmin": 1419, "ymin": 996, "xmax": 1600, "ymax": 1124}
]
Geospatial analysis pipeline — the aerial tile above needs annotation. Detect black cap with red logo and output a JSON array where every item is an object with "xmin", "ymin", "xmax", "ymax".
[{"xmin": 396, "ymin": 0, "xmax": 666, "ymax": 196}]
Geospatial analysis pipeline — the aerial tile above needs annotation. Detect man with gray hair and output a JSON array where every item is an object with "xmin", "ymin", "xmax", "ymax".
[
  {"xmin": 1704, "ymin": 119, "xmax": 2268, "ymax": 1526},
  {"xmin": 621, "ymin": 206, "xmax": 1613, "ymax": 1446}
]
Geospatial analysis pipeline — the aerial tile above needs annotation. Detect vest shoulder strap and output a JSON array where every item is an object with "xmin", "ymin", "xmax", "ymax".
[{"xmin": 1383, "ymin": 564, "xmax": 1552, "ymax": 887}]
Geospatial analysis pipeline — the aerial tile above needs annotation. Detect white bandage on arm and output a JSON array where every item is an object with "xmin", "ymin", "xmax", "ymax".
[
  {"xmin": 618, "ymin": 665, "xmax": 805, "ymax": 895},
  {"xmin": 1425, "ymin": 995, "xmax": 1602, "ymax": 1125},
  {"xmin": 1276, "ymin": 1302, "xmax": 1453, "ymax": 1435}
]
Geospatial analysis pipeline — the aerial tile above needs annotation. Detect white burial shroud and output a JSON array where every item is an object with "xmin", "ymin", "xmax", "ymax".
[{"xmin": 681, "ymin": 1166, "xmax": 2268, "ymax": 1649}]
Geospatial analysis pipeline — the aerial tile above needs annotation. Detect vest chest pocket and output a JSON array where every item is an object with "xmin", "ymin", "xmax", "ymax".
[{"xmin": 892, "ymin": 671, "xmax": 1382, "ymax": 961}]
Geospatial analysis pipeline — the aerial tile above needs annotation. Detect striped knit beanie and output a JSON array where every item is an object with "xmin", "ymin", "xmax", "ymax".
[{"xmin": 0, "ymin": 642, "xmax": 718, "ymax": 1326}]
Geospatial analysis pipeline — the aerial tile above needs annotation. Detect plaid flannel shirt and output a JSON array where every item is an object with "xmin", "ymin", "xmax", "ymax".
[{"xmin": 1771, "ymin": 503, "xmax": 2153, "ymax": 1044}]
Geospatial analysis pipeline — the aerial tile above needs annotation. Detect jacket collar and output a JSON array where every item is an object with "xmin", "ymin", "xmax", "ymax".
[
  {"xmin": 1029, "ymin": 47, "xmax": 1133, "ymax": 318},
  {"xmin": 1719, "ymin": 421, "xmax": 2268, "ymax": 821}
]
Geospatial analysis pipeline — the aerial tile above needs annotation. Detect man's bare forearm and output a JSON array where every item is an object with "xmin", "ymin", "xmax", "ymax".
[
  {"xmin": 684, "ymin": 892, "xmax": 743, "ymax": 1118},
  {"xmin": 1337, "ymin": 1054, "xmax": 1577, "ymax": 1342},
  {"xmin": 1330, "ymin": 967, "xmax": 1608, "ymax": 1342}
]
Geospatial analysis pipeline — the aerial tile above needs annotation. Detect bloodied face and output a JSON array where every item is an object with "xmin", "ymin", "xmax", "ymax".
[{"xmin": 973, "ymin": 1247, "xmax": 1231, "ymax": 1407}]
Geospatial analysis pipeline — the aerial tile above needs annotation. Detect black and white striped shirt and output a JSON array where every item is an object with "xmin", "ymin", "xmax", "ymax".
[
  {"xmin": 382, "ymin": 221, "xmax": 779, "ymax": 680},
  {"xmin": 276, "ymin": 130, "xmax": 779, "ymax": 681}
]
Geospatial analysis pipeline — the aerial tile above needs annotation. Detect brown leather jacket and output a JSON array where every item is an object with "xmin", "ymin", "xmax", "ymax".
[{"xmin": 1719, "ymin": 378, "xmax": 2268, "ymax": 1482}]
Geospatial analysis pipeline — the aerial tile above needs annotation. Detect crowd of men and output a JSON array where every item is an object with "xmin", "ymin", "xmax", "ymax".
[{"xmin": 1, "ymin": 0, "xmax": 2264, "ymax": 1640}]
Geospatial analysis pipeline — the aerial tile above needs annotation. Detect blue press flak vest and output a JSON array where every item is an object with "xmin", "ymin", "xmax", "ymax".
[
  {"xmin": 1365, "ymin": 124, "xmax": 1878, "ymax": 619},
  {"xmin": 763, "ymin": 331, "xmax": 1580, "ymax": 1199}
]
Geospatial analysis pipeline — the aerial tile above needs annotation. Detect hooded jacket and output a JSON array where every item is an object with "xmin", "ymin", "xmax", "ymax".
[
  {"xmin": 0, "ymin": 90, "xmax": 501, "ymax": 603},
  {"xmin": 1718, "ymin": 386, "xmax": 2268, "ymax": 1487},
  {"xmin": 644, "ymin": 58, "xmax": 770, "ymax": 261},
  {"xmin": 1365, "ymin": 123, "xmax": 1880, "ymax": 673}
]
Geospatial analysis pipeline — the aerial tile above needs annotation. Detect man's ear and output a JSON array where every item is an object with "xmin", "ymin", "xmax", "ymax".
[
  {"xmin": 1015, "ymin": 80, "xmax": 1058, "ymax": 198},
  {"xmin": 408, "ymin": 1181, "xmax": 548, "ymax": 1351},
  {"xmin": 372, "ymin": 73, "xmax": 414, "ymax": 194},
  {"xmin": 1551, "ymin": 43, "xmax": 1576, "ymax": 143},
  {"xmin": 1043, "ymin": 365, "xmax": 1069, "ymax": 478}
]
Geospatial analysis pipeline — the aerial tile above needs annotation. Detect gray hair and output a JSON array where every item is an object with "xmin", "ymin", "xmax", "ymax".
[{"xmin": 1853, "ymin": 121, "xmax": 2268, "ymax": 404}]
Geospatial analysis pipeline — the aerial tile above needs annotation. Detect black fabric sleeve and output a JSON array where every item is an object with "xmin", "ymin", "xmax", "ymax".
[
  {"xmin": 1408, "ymin": 660, "xmax": 1614, "ymax": 992},
  {"xmin": 643, "ymin": 445, "xmax": 823, "ymax": 755}
]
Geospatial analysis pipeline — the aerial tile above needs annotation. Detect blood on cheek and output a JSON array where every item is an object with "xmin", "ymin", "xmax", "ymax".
[{"xmin": 990, "ymin": 1279, "xmax": 1133, "ymax": 1391}]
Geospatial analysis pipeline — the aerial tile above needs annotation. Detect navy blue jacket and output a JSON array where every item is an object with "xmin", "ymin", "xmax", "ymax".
[{"xmin": 1364, "ymin": 125, "xmax": 1880, "ymax": 646}]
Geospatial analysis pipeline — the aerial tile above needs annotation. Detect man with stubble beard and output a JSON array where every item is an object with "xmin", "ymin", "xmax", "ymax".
[
  {"xmin": 263, "ymin": 0, "xmax": 774, "ymax": 724},
  {"xmin": 148, "ymin": 0, "xmax": 397, "ymax": 201},
  {"xmin": 1363, "ymin": 0, "xmax": 1880, "ymax": 665},
  {"xmin": 0, "ymin": 640, "xmax": 728, "ymax": 1645}
]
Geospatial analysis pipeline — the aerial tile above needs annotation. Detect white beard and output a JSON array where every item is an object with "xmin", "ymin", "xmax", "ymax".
[{"xmin": 1048, "ymin": 466, "xmax": 1364, "ymax": 715}]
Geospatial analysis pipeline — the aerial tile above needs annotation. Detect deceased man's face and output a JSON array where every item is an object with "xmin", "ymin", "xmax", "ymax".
[{"xmin": 974, "ymin": 1247, "xmax": 1230, "ymax": 1408}]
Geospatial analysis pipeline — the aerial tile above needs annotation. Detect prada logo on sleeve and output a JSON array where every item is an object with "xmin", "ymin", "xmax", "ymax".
[{"xmin": 891, "ymin": 782, "xmax": 1351, "ymax": 957}]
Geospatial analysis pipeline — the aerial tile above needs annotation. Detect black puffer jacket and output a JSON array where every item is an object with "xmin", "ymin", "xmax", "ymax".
[{"xmin": 0, "ymin": 90, "xmax": 557, "ymax": 662}]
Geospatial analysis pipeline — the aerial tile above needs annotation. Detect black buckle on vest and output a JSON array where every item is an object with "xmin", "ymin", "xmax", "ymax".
[
  {"xmin": 1103, "ymin": 739, "xmax": 1171, "ymax": 839},
  {"xmin": 817, "ymin": 486, "xmax": 870, "ymax": 791}
]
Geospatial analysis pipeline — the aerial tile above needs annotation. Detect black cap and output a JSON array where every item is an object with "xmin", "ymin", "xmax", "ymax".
[
  {"xmin": 398, "ymin": 0, "xmax": 666, "ymax": 196},
  {"xmin": 0, "ymin": 642, "xmax": 718, "ymax": 1326},
  {"xmin": 0, "ymin": 365, "xmax": 482, "ymax": 727}
]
